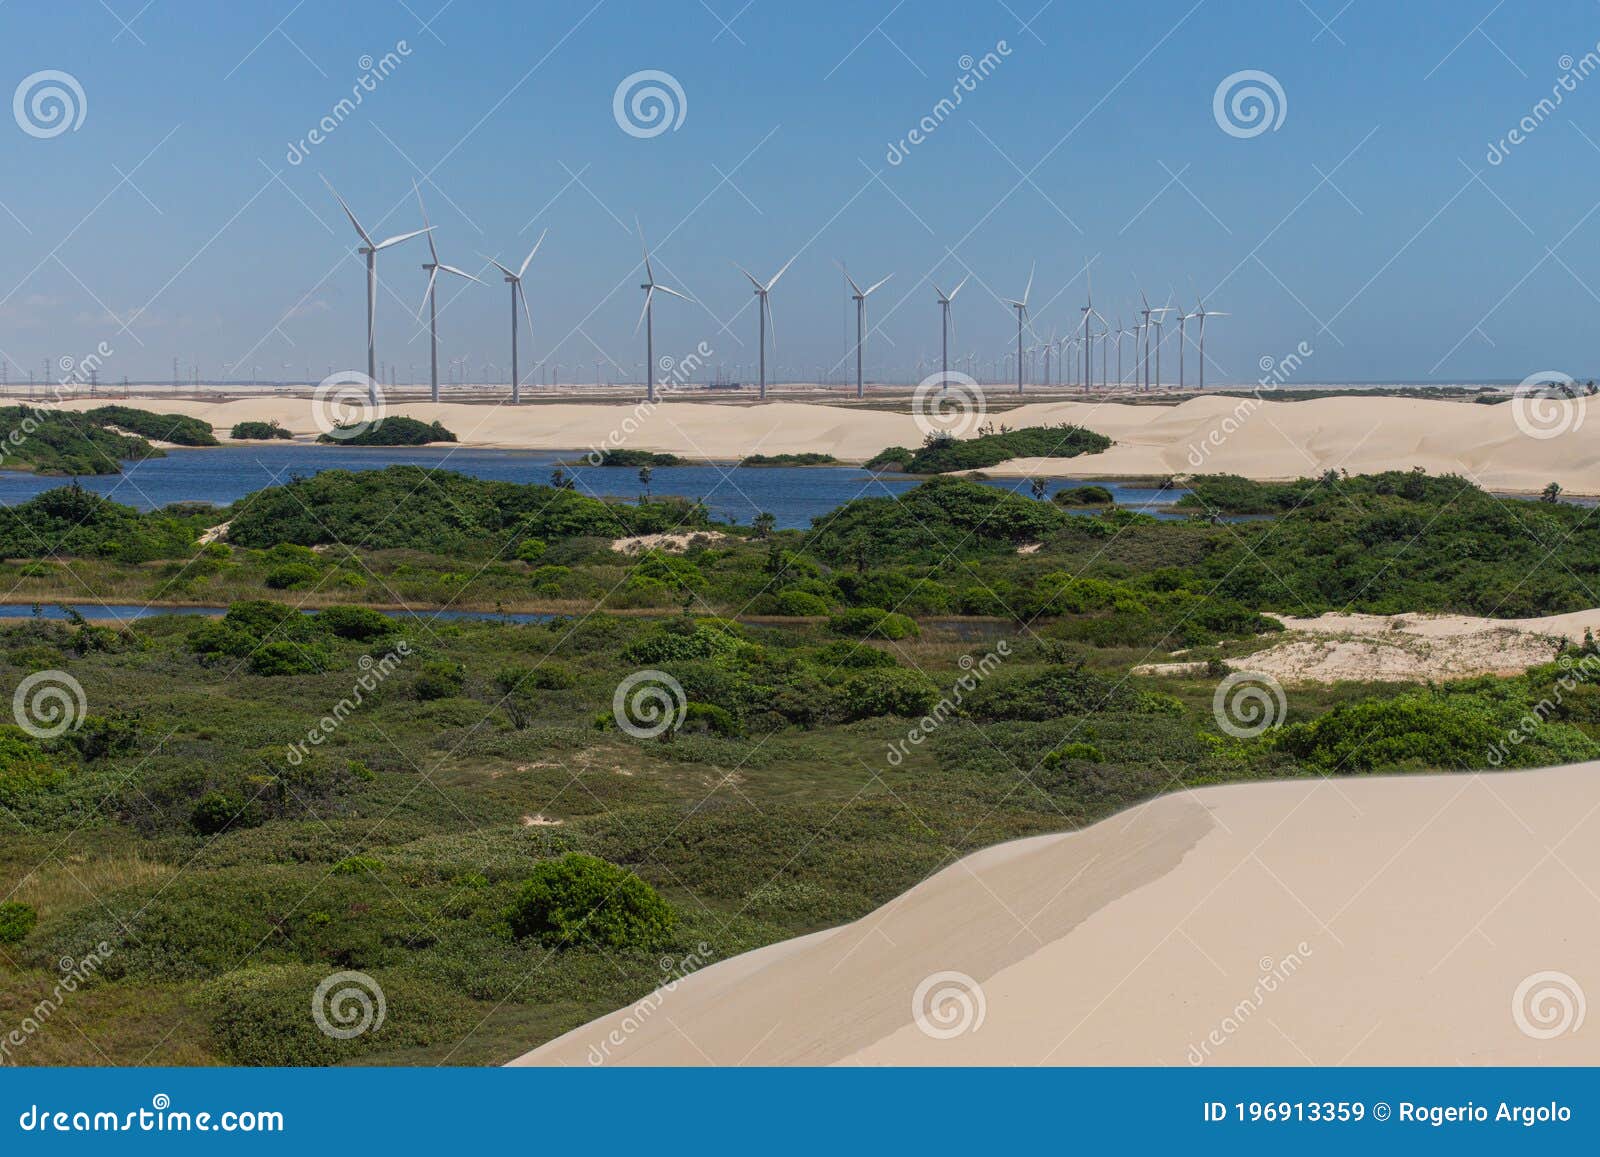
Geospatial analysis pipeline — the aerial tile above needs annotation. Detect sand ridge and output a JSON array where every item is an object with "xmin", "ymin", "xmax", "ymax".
[
  {"xmin": 42, "ymin": 393, "xmax": 1600, "ymax": 494},
  {"xmin": 514, "ymin": 765, "xmax": 1600, "ymax": 1067}
]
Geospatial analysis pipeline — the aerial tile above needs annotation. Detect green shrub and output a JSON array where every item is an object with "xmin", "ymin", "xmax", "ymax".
[
  {"xmin": 229, "ymin": 420, "xmax": 293, "ymax": 440},
  {"xmin": 506, "ymin": 853, "xmax": 676, "ymax": 950},
  {"xmin": 0, "ymin": 901, "xmax": 37, "ymax": 944},
  {"xmin": 265, "ymin": 562, "xmax": 321, "ymax": 590},
  {"xmin": 249, "ymin": 640, "xmax": 330, "ymax": 676},
  {"xmin": 415, "ymin": 660, "xmax": 466, "ymax": 700},
  {"xmin": 1053, "ymin": 484, "xmax": 1115, "ymax": 506},
  {"xmin": 681, "ymin": 702, "xmax": 741, "ymax": 737},
  {"xmin": 833, "ymin": 668, "xmax": 940, "ymax": 721},
  {"xmin": 316, "ymin": 605, "xmax": 395, "ymax": 641},
  {"xmin": 773, "ymin": 588, "xmax": 830, "ymax": 616},
  {"xmin": 190, "ymin": 791, "xmax": 257, "ymax": 835},
  {"xmin": 0, "ymin": 727, "xmax": 67, "ymax": 805},
  {"xmin": 624, "ymin": 618, "xmax": 744, "ymax": 664},
  {"xmin": 494, "ymin": 663, "xmax": 575, "ymax": 693},
  {"xmin": 827, "ymin": 607, "xmax": 919, "ymax": 640}
]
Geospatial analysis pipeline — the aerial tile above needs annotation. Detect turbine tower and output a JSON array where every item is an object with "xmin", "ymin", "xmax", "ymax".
[
  {"xmin": 414, "ymin": 183, "xmax": 481, "ymax": 404},
  {"xmin": 736, "ymin": 253, "xmax": 798, "ymax": 400},
  {"xmin": 322, "ymin": 176, "xmax": 431, "ymax": 403},
  {"xmin": 1003, "ymin": 262, "xmax": 1035, "ymax": 396},
  {"xmin": 635, "ymin": 221, "xmax": 688, "ymax": 405},
  {"xmin": 933, "ymin": 275, "xmax": 969, "ymax": 385},
  {"xmin": 841, "ymin": 265, "xmax": 892, "ymax": 400},
  {"xmin": 1175, "ymin": 301, "xmax": 1197, "ymax": 391},
  {"xmin": 1193, "ymin": 295, "xmax": 1230, "ymax": 391},
  {"xmin": 1079, "ymin": 264, "xmax": 1106, "ymax": 391},
  {"xmin": 1149, "ymin": 295, "xmax": 1174, "ymax": 392},
  {"xmin": 483, "ymin": 231, "xmax": 546, "ymax": 404}
]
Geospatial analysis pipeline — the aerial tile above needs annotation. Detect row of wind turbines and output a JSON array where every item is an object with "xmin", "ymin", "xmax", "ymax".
[{"xmin": 320, "ymin": 178, "xmax": 1228, "ymax": 407}]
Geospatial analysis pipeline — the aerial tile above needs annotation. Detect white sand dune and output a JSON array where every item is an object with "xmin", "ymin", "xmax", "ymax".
[
  {"xmin": 1137, "ymin": 608, "xmax": 1600, "ymax": 683},
  {"xmin": 44, "ymin": 392, "xmax": 1600, "ymax": 493},
  {"xmin": 513, "ymin": 765, "xmax": 1600, "ymax": 1066}
]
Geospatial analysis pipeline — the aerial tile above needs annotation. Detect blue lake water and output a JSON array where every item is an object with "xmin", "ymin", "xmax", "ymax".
[{"xmin": 0, "ymin": 445, "xmax": 1192, "ymax": 529}]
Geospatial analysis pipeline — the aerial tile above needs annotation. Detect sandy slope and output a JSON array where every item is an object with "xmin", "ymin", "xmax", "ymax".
[
  {"xmin": 1136, "ymin": 609, "xmax": 1600, "ymax": 683},
  {"xmin": 513, "ymin": 765, "xmax": 1600, "ymax": 1066},
  {"xmin": 43, "ymin": 392, "xmax": 1600, "ymax": 493}
]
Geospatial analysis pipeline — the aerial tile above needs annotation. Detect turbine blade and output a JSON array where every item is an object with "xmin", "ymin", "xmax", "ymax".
[
  {"xmin": 734, "ymin": 261, "xmax": 764, "ymax": 291},
  {"xmin": 654, "ymin": 283, "xmax": 690, "ymax": 302},
  {"xmin": 862, "ymin": 273, "xmax": 893, "ymax": 296},
  {"xmin": 413, "ymin": 181, "xmax": 437, "ymax": 264},
  {"xmin": 838, "ymin": 261, "xmax": 864, "ymax": 298},
  {"xmin": 519, "ymin": 281, "xmax": 534, "ymax": 347},
  {"xmin": 949, "ymin": 274, "xmax": 970, "ymax": 300},
  {"xmin": 481, "ymin": 254, "xmax": 518, "ymax": 280},
  {"xmin": 1022, "ymin": 262, "xmax": 1034, "ymax": 306},
  {"xmin": 764, "ymin": 293, "xmax": 777, "ymax": 353},
  {"xmin": 321, "ymin": 175, "xmax": 373, "ymax": 247},
  {"xmin": 373, "ymin": 226, "xmax": 433, "ymax": 251},
  {"xmin": 518, "ymin": 229, "xmax": 547, "ymax": 279},
  {"xmin": 416, "ymin": 266, "xmax": 437, "ymax": 321},
  {"xmin": 438, "ymin": 264, "xmax": 482, "ymax": 283},
  {"xmin": 635, "ymin": 285, "xmax": 655, "ymax": 335},
  {"xmin": 932, "ymin": 283, "xmax": 949, "ymax": 302},
  {"xmin": 766, "ymin": 252, "xmax": 799, "ymax": 290},
  {"xmin": 636, "ymin": 218, "xmax": 654, "ymax": 284}
]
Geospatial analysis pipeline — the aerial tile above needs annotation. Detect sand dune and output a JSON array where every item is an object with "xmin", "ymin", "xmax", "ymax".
[
  {"xmin": 514, "ymin": 765, "xmax": 1600, "ymax": 1066},
  {"xmin": 44, "ymin": 392, "xmax": 1600, "ymax": 494},
  {"xmin": 1137, "ymin": 608, "xmax": 1600, "ymax": 683}
]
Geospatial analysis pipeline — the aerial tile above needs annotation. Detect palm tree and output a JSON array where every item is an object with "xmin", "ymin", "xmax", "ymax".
[
  {"xmin": 1542, "ymin": 481, "xmax": 1563, "ymax": 503},
  {"xmin": 753, "ymin": 511, "xmax": 777, "ymax": 539}
]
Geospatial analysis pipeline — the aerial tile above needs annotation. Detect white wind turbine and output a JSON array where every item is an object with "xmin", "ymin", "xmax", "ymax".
[
  {"xmin": 634, "ymin": 221, "xmax": 689, "ymax": 405},
  {"xmin": 1135, "ymin": 286, "xmax": 1156, "ymax": 391},
  {"xmin": 841, "ymin": 265, "xmax": 892, "ymax": 399},
  {"xmin": 1079, "ymin": 264, "xmax": 1107, "ymax": 391},
  {"xmin": 1193, "ymin": 294, "xmax": 1230, "ymax": 391},
  {"xmin": 1004, "ymin": 262, "xmax": 1035, "ymax": 396},
  {"xmin": 1150, "ymin": 293, "xmax": 1174, "ymax": 392},
  {"xmin": 735, "ymin": 253, "xmax": 798, "ymax": 400},
  {"xmin": 413, "ymin": 183, "xmax": 481, "ymax": 404},
  {"xmin": 933, "ymin": 275, "xmax": 970, "ymax": 385},
  {"xmin": 482, "ymin": 231, "xmax": 546, "ymax": 404},
  {"xmin": 1174, "ymin": 299, "xmax": 1198, "ymax": 391},
  {"xmin": 322, "ymin": 175, "xmax": 432, "ymax": 403}
]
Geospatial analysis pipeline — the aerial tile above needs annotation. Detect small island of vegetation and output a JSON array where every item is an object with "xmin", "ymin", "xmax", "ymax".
[
  {"xmin": 316, "ymin": 416, "xmax": 458, "ymax": 446},
  {"xmin": 866, "ymin": 423, "xmax": 1112, "ymax": 474},
  {"xmin": 82, "ymin": 405, "xmax": 218, "ymax": 447},
  {"xmin": 739, "ymin": 452, "xmax": 839, "ymax": 467},
  {"xmin": 229, "ymin": 420, "xmax": 294, "ymax": 441}
]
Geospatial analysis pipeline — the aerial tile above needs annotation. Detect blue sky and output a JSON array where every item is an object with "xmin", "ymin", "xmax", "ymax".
[{"xmin": 2, "ymin": 0, "xmax": 1599, "ymax": 386}]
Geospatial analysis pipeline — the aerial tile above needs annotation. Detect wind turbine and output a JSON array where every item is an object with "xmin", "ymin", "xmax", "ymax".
[
  {"xmin": 634, "ymin": 221, "xmax": 689, "ymax": 405},
  {"xmin": 841, "ymin": 265, "xmax": 892, "ymax": 400},
  {"xmin": 736, "ymin": 254, "xmax": 798, "ymax": 400},
  {"xmin": 1136, "ymin": 287, "xmax": 1155, "ymax": 391},
  {"xmin": 1114, "ymin": 319, "xmax": 1126, "ymax": 388},
  {"xmin": 1003, "ymin": 262, "xmax": 1035, "ymax": 396},
  {"xmin": 1174, "ymin": 300, "xmax": 1198, "ymax": 391},
  {"xmin": 1042, "ymin": 328, "xmax": 1057, "ymax": 386},
  {"xmin": 482, "ymin": 231, "xmax": 546, "ymax": 404},
  {"xmin": 1150, "ymin": 295, "xmax": 1174, "ymax": 392},
  {"xmin": 1193, "ymin": 294, "xmax": 1230, "ymax": 392},
  {"xmin": 413, "ymin": 184, "xmax": 481, "ymax": 404},
  {"xmin": 933, "ymin": 275, "xmax": 969, "ymax": 385},
  {"xmin": 322, "ymin": 175, "xmax": 431, "ymax": 403},
  {"xmin": 1079, "ymin": 264, "xmax": 1107, "ymax": 391}
]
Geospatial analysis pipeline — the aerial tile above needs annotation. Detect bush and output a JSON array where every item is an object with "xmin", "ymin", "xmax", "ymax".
[
  {"xmin": 265, "ymin": 562, "xmax": 321, "ymax": 590},
  {"xmin": 0, "ymin": 901, "xmax": 37, "ymax": 944},
  {"xmin": 415, "ymin": 660, "xmax": 466, "ymax": 701},
  {"xmin": 1053, "ymin": 484, "xmax": 1115, "ymax": 506},
  {"xmin": 681, "ymin": 701, "xmax": 741, "ymax": 737},
  {"xmin": 230, "ymin": 420, "xmax": 293, "ymax": 440},
  {"xmin": 190, "ymin": 791, "xmax": 257, "ymax": 835},
  {"xmin": 773, "ymin": 588, "xmax": 830, "ymax": 616},
  {"xmin": 827, "ymin": 607, "xmax": 919, "ymax": 640},
  {"xmin": 505, "ymin": 853, "xmax": 676, "ymax": 950},
  {"xmin": 832, "ymin": 668, "xmax": 940, "ymax": 721},
  {"xmin": 495, "ymin": 663, "xmax": 575, "ymax": 693},
  {"xmin": 249, "ymin": 640, "xmax": 330, "ymax": 676},
  {"xmin": 0, "ymin": 727, "xmax": 67, "ymax": 805},
  {"xmin": 316, "ymin": 605, "xmax": 395, "ymax": 641},
  {"xmin": 624, "ymin": 618, "xmax": 744, "ymax": 664}
]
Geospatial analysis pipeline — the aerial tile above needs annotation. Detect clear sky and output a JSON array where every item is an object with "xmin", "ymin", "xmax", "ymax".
[{"xmin": 2, "ymin": 0, "xmax": 1598, "ymax": 387}]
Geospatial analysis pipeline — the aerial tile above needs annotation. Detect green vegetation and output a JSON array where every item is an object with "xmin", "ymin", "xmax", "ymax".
[
  {"xmin": 317, "ymin": 416, "xmax": 457, "ymax": 446},
  {"xmin": 866, "ymin": 424, "xmax": 1112, "ymax": 473},
  {"xmin": 83, "ymin": 406, "xmax": 218, "ymax": 447},
  {"xmin": 586, "ymin": 449, "xmax": 686, "ymax": 467},
  {"xmin": 1053, "ymin": 484, "xmax": 1115, "ymax": 506},
  {"xmin": 0, "ymin": 407, "xmax": 160, "ymax": 475},
  {"xmin": 506, "ymin": 853, "xmax": 676, "ymax": 949},
  {"xmin": 230, "ymin": 420, "xmax": 294, "ymax": 441},
  {"xmin": 740, "ymin": 452, "xmax": 839, "ymax": 466},
  {"xmin": 0, "ymin": 901, "xmax": 36, "ymax": 944}
]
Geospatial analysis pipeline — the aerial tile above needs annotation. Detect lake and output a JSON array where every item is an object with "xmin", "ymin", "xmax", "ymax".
[{"xmin": 0, "ymin": 445, "xmax": 1191, "ymax": 529}]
